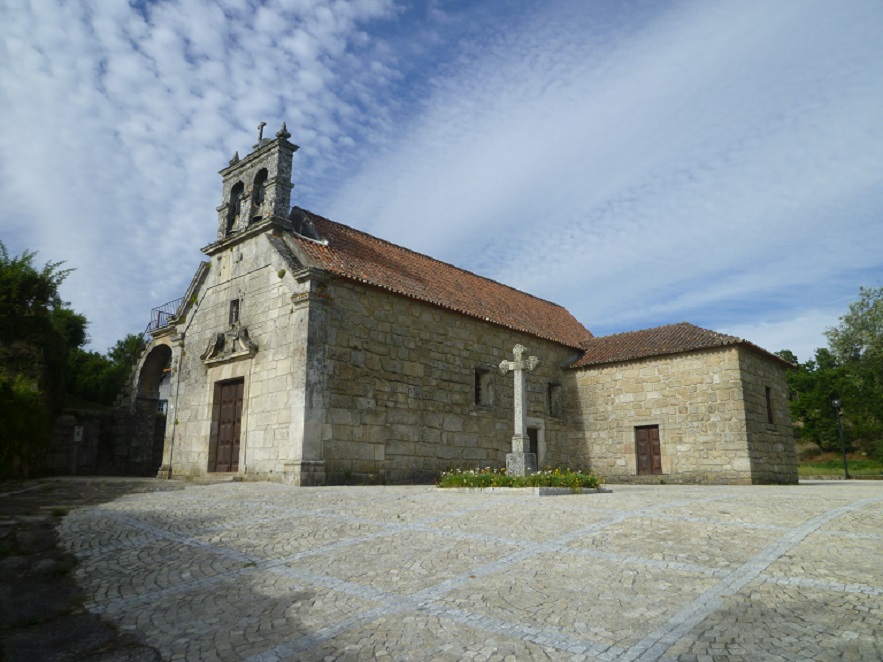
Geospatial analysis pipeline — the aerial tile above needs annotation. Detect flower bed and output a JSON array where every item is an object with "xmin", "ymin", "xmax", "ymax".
[{"xmin": 438, "ymin": 467, "xmax": 602, "ymax": 493}]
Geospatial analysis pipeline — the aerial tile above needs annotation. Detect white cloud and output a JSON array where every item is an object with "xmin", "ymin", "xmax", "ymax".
[
  {"xmin": 0, "ymin": 0, "xmax": 881, "ymax": 362},
  {"xmin": 720, "ymin": 310, "xmax": 843, "ymax": 364},
  {"xmin": 324, "ymin": 0, "xmax": 883, "ymax": 345},
  {"xmin": 0, "ymin": 0, "xmax": 397, "ymax": 351}
]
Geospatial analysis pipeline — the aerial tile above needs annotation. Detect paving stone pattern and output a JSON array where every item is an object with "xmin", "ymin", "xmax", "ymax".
[{"xmin": 58, "ymin": 482, "xmax": 882, "ymax": 661}]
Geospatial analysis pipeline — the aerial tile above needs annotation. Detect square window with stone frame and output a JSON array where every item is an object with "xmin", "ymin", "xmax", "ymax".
[
  {"xmin": 474, "ymin": 369, "xmax": 493, "ymax": 406},
  {"xmin": 547, "ymin": 382, "xmax": 563, "ymax": 418}
]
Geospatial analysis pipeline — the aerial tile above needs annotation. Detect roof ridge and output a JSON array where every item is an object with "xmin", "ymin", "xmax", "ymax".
[
  {"xmin": 571, "ymin": 319, "xmax": 789, "ymax": 369},
  {"xmin": 583, "ymin": 321, "xmax": 738, "ymax": 344},
  {"xmin": 296, "ymin": 207, "xmax": 579, "ymax": 315}
]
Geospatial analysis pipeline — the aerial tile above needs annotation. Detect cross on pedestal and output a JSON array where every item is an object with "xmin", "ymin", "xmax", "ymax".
[{"xmin": 499, "ymin": 344, "xmax": 539, "ymax": 476}]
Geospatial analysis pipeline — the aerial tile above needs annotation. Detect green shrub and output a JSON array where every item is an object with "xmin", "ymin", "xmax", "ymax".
[
  {"xmin": 438, "ymin": 467, "xmax": 602, "ymax": 493},
  {"xmin": 0, "ymin": 372, "xmax": 53, "ymax": 479}
]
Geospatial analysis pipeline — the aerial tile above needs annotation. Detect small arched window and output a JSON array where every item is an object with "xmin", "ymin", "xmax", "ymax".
[
  {"xmin": 227, "ymin": 182, "xmax": 244, "ymax": 234},
  {"xmin": 252, "ymin": 169, "xmax": 268, "ymax": 222}
]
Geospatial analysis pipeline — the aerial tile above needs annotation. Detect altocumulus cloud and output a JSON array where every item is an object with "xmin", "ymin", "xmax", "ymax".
[
  {"xmin": 1, "ymin": 0, "xmax": 882, "ymax": 363},
  {"xmin": 0, "ymin": 0, "xmax": 398, "ymax": 351},
  {"xmin": 324, "ymin": 0, "xmax": 883, "ymax": 363}
]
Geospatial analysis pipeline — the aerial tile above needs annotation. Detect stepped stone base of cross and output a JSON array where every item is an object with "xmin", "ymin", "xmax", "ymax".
[{"xmin": 506, "ymin": 451, "xmax": 537, "ymax": 477}]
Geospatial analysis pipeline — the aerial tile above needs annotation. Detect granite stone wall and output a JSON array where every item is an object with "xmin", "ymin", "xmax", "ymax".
[
  {"xmin": 738, "ymin": 347, "xmax": 798, "ymax": 484},
  {"xmin": 48, "ymin": 404, "xmax": 164, "ymax": 478},
  {"xmin": 572, "ymin": 346, "xmax": 796, "ymax": 484},
  {"xmin": 319, "ymin": 278, "xmax": 583, "ymax": 483},
  {"xmin": 47, "ymin": 410, "xmax": 114, "ymax": 475},
  {"xmin": 152, "ymin": 230, "xmax": 795, "ymax": 486},
  {"xmin": 158, "ymin": 233, "xmax": 310, "ymax": 480}
]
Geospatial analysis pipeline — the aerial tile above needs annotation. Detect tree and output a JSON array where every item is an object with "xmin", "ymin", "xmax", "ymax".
[
  {"xmin": 824, "ymin": 286, "xmax": 883, "ymax": 459},
  {"xmin": 108, "ymin": 333, "xmax": 147, "ymax": 369},
  {"xmin": 0, "ymin": 242, "xmax": 71, "ymax": 320},
  {"xmin": 784, "ymin": 287, "xmax": 883, "ymax": 461},
  {"xmin": 1, "ymin": 241, "xmax": 146, "ymax": 477},
  {"xmin": 66, "ymin": 333, "xmax": 147, "ymax": 406},
  {"xmin": 826, "ymin": 286, "xmax": 883, "ymax": 362},
  {"xmin": 784, "ymin": 348, "xmax": 851, "ymax": 453},
  {"xmin": 0, "ymin": 240, "xmax": 85, "ymax": 477},
  {"xmin": 775, "ymin": 349, "xmax": 798, "ymax": 365}
]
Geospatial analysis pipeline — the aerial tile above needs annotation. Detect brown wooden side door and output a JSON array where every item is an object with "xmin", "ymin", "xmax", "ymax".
[
  {"xmin": 213, "ymin": 379, "xmax": 243, "ymax": 472},
  {"xmin": 635, "ymin": 425, "xmax": 662, "ymax": 476}
]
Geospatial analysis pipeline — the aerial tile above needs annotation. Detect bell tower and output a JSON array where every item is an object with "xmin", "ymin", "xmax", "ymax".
[{"xmin": 216, "ymin": 122, "xmax": 299, "ymax": 241}]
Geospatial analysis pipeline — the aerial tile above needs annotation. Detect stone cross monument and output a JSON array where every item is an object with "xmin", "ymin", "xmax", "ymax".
[{"xmin": 500, "ymin": 344, "xmax": 539, "ymax": 476}]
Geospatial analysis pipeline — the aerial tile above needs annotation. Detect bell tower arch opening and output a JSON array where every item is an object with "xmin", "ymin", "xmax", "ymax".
[
  {"xmin": 226, "ymin": 181, "xmax": 244, "ymax": 235},
  {"xmin": 252, "ymin": 168, "xmax": 268, "ymax": 222},
  {"xmin": 215, "ymin": 122, "xmax": 299, "ymax": 242}
]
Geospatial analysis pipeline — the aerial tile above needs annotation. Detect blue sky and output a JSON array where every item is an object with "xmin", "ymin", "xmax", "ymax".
[{"xmin": 1, "ymin": 0, "xmax": 882, "ymax": 361}]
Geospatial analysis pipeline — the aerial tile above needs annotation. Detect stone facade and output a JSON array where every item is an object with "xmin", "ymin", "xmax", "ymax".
[
  {"xmin": 155, "ymin": 261, "xmax": 584, "ymax": 483},
  {"xmin": 319, "ymin": 279, "xmax": 581, "ymax": 483},
  {"xmin": 572, "ymin": 346, "xmax": 796, "ymax": 484},
  {"xmin": 154, "ymin": 235, "xmax": 314, "ymax": 482},
  {"xmin": 738, "ymin": 347, "xmax": 798, "ymax": 483},
  {"xmin": 138, "ymin": 126, "xmax": 797, "ymax": 486}
]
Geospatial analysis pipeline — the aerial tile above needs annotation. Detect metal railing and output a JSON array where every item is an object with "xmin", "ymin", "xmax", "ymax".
[{"xmin": 143, "ymin": 297, "xmax": 184, "ymax": 339}]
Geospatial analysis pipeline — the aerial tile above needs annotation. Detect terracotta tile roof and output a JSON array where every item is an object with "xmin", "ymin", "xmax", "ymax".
[
  {"xmin": 570, "ymin": 322, "xmax": 790, "ymax": 369},
  {"xmin": 285, "ymin": 208, "xmax": 592, "ymax": 348}
]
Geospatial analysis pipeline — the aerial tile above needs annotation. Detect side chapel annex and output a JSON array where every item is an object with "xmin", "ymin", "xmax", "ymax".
[{"xmin": 135, "ymin": 124, "xmax": 797, "ymax": 486}]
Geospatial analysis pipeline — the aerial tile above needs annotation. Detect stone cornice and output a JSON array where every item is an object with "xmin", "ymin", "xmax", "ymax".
[
  {"xmin": 202, "ymin": 218, "xmax": 291, "ymax": 255},
  {"xmin": 218, "ymin": 136, "xmax": 298, "ymax": 178}
]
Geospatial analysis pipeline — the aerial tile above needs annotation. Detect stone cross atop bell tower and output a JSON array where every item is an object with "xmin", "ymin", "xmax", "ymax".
[{"xmin": 216, "ymin": 122, "xmax": 299, "ymax": 241}]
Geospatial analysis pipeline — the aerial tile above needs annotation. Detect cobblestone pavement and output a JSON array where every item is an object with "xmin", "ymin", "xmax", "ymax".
[{"xmin": 57, "ymin": 481, "xmax": 882, "ymax": 661}]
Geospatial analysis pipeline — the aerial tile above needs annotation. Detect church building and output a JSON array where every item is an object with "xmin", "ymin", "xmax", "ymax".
[{"xmin": 138, "ymin": 124, "xmax": 797, "ymax": 485}]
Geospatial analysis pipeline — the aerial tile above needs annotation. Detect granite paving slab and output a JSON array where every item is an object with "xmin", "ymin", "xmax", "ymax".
[{"xmin": 55, "ymin": 480, "xmax": 882, "ymax": 661}]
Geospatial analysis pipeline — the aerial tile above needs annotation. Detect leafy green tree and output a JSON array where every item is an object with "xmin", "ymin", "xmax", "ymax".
[
  {"xmin": 108, "ymin": 333, "xmax": 147, "ymax": 369},
  {"xmin": 784, "ymin": 286, "xmax": 883, "ymax": 460},
  {"xmin": 775, "ymin": 349, "xmax": 798, "ymax": 365},
  {"xmin": 66, "ymin": 333, "xmax": 147, "ymax": 406},
  {"xmin": 0, "ymin": 240, "xmax": 86, "ymax": 477},
  {"xmin": 826, "ymin": 286, "xmax": 883, "ymax": 361},
  {"xmin": 49, "ymin": 307, "xmax": 88, "ymax": 352},
  {"xmin": 784, "ymin": 348, "xmax": 852, "ymax": 453},
  {"xmin": 0, "ymin": 242, "xmax": 71, "ymax": 320},
  {"xmin": 824, "ymin": 286, "xmax": 883, "ymax": 459},
  {"xmin": 0, "ymin": 241, "xmax": 87, "ymax": 383},
  {"xmin": 0, "ymin": 374, "xmax": 53, "ymax": 478}
]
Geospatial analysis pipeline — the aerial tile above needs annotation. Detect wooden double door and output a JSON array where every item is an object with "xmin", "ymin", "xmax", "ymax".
[
  {"xmin": 635, "ymin": 425, "xmax": 662, "ymax": 476},
  {"xmin": 212, "ymin": 379, "xmax": 243, "ymax": 472}
]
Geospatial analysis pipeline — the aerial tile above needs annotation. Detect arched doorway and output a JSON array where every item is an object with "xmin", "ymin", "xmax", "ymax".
[{"xmin": 133, "ymin": 344, "xmax": 172, "ymax": 476}]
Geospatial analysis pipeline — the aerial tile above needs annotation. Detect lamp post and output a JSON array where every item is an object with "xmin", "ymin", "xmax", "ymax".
[{"xmin": 831, "ymin": 399, "xmax": 851, "ymax": 480}]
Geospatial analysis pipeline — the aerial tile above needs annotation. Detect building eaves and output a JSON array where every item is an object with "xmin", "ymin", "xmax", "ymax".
[
  {"xmin": 569, "ymin": 322, "xmax": 792, "ymax": 369},
  {"xmin": 285, "ymin": 208, "xmax": 593, "ymax": 349}
]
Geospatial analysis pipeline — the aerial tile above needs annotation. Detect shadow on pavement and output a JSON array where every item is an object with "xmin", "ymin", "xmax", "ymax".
[{"xmin": 0, "ymin": 477, "xmax": 183, "ymax": 661}]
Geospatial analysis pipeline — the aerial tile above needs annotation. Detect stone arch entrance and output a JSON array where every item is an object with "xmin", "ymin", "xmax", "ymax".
[{"xmin": 129, "ymin": 343, "xmax": 172, "ymax": 475}]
